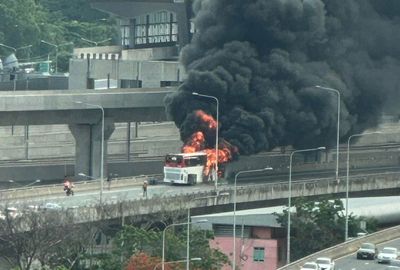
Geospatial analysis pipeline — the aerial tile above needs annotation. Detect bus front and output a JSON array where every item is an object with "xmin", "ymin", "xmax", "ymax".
[{"xmin": 163, "ymin": 154, "xmax": 188, "ymax": 184}]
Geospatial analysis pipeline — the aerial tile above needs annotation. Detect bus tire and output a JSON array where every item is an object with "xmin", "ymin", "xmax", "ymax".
[{"xmin": 188, "ymin": 174, "xmax": 197, "ymax": 185}]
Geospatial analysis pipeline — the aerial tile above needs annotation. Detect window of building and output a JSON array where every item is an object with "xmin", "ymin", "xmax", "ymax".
[
  {"xmin": 253, "ymin": 247, "xmax": 265, "ymax": 262},
  {"xmin": 133, "ymin": 10, "xmax": 178, "ymax": 48},
  {"xmin": 121, "ymin": 24, "xmax": 130, "ymax": 48}
]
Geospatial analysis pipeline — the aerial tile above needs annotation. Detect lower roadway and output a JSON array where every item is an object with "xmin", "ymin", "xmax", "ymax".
[{"xmin": 335, "ymin": 238, "xmax": 400, "ymax": 270}]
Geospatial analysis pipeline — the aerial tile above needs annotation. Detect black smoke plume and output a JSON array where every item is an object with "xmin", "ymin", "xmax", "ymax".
[{"xmin": 165, "ymin": 0, "xmax": 400, "ymax": 155}]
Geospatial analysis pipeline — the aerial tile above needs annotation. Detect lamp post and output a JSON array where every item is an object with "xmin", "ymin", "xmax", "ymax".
[
  {"xmin": 40, "ymin": 40, "xmax": 73, "ymax": 73},
  {"xmin": 154, "ymin": 257, "xmax": 201, "ymax": 270},
  {"xmin": 233, "ymin": 167, "xmax": 273, "ymax": 270},
  {"xmin": 0, "ymin": 43, "xmax": 32, "ymax": 55},
  {"xmin": 186, "ymin": 192, "xmax": 229, "ymax": 270},
  {"xmin": 345, "ymin": 131, "xmax": 381, "ymax": 241},
  {"xmin": 192, "ymin": 92, "xmax": 219, "ymax": 190},
  {"xmin": 287, "ymin": 147, "xmax": 325, "ymax": 264},
  {"xmin": 315, "ymin": 85, "xmax": 341, "ymax": 182},
  {"xmin": 81, "ymin": 37, "xmax": 112, "ymax": 46},
  {"xmin": 75, "ymin": 101, "xmax": 104, "ymax": 204},
  {"xmin": 162, "ymin": 220, "xmax": 207, "ymax": 270}
]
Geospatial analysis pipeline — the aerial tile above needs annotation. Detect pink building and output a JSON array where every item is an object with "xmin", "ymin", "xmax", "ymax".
[{"xmin": 193, "ymin": 213, "xmax": 286, "ymax": 270}]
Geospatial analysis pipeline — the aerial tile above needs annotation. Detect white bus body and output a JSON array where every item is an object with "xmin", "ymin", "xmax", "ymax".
[{"xmin": 163, "ymin": 152, "xmax": 208, "ymax": 184}]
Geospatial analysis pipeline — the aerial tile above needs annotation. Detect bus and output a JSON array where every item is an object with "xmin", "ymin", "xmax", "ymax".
[{"xmin": 163, "ymin": 152, "xmax": 208, "ymax": 185}]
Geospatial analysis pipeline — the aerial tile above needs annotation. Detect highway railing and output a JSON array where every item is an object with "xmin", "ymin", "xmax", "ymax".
[
  {"xmin": 0, "ymin": 174, "xmax": 162, "ymax": 201},
  {"xmin": 277, "ymin": 224, "xmax": 400, "ymax": 270}
]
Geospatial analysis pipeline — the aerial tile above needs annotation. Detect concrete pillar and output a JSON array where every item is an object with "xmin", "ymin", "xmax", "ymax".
[
  {"xmin": 91, "ymin": 118, "xmax": 115, "ymax": 178},
  {"xmin": 69, "ymin": 124, "xmax": 91, "ymax": 177},
  {"xmin": 69, "ymin": 119, "xmax": 115, "ymax": 178}
]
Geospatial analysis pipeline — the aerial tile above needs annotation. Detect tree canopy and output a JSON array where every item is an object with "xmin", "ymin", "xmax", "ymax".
[
  {"xmin": 95, "ymin": 225, "xmax": 229, "ymax": 270},
  {"xmin": 275, "ymin": 197, "xmax": 378, "ymax": 261},
  {"xmin": 0, "ymin": 0, "xmax": 116, "ymax": 72}
]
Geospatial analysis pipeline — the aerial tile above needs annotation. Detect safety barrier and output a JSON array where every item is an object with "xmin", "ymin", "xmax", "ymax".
[
  {"xmin": 0, "ymin": 174, "xmax": 162, "ymax": 201},
  {"xmin": 277, "ymin": 224, "xmax": 400, "ymax": 269}
]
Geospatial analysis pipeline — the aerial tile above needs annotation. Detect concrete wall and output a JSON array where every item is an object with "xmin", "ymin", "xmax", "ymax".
[
  {"xmin": 68, "ymin": 59, "xmax": 186, "ymax": 89},
  {"xmin": 45, "ymin": 171, "xmax": 400, "ymax": 225},
  {"xmin": 0, "ymin": 122, "xmax": 181, "ymax": 161},
  {"xmin": 121, "ymin": 46, "xmax": 179, "ymax": 61}
]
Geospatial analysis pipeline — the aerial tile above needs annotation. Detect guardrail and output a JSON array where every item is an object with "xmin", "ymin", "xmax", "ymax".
[
  {"xmin": 278, "ymin": 224, "xmax": 400, "ymax": 270},
  {"xmin": 0, "ymin": 174, "xmax": 163, "ymax": 201}
]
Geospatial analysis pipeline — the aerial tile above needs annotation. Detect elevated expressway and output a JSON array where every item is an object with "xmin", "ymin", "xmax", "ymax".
[
  {"xmin": 2, "ymin": 171, "xmax": 400, "ymax": 223},
  {"xmin": 0, "ymin": 88, "xmax": 174, "ymax": 178},
  {"xmin": 2, "ymin": 162, "xmax": 400, "ymax": 270}
]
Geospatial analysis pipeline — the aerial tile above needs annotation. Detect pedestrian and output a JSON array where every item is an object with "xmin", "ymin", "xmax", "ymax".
[
  {"xmin": 107, "ymin": 173, "xmax": 112, "ymax": 191},
  {"xmin": 142, "ymin": 180, "xmax": 148, "ymax": 198}
]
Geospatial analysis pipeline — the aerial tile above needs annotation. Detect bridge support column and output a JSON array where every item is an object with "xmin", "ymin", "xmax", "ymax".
[{"xmin": 69, "ymin": 119, "xmax": 115, "ymax": 179}]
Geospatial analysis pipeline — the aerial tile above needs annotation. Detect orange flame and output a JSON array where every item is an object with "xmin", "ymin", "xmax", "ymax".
[{"xmin": 182, "ymin": 110, "xmax": 235, "ymax": 177}]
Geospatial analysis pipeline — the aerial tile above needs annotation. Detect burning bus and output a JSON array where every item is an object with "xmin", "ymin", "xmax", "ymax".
[
  {"xmin": 163, "ymin": 110, "xmax": 236, "ymax": 185},
  {"xmin": 163, "ymin": 152, "xmax": 209, "ymax": 184}
]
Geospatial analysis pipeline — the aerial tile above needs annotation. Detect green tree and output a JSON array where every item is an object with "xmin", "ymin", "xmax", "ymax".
[
  {"xmin": 275, "ymin": 197, "xmax": 377, "ymax": 261},
  {"xmin": 0, "ymin": 0, "xmax": 116, "ymax": 72}
]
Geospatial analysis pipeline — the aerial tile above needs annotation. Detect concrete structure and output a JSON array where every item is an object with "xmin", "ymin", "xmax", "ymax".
[
  {"xmin": 90, "ymin": 0, "xmax": 191, "ymax": 52},
  {"xmin": 0, "ymin": 88, "xmax": 173, "ymax": 178},
  {"xmin": 3, "ymin": 171, "xmax": 397, "ymax": 224},
  {"xmin": 69, "ymin": 57, "xmax": 186, "ymax": 89},
  {"xmin": 69, "ymin": 0, "xmax": 192, "ymax": 90},
  {"xmin": 0, "ymin": 73, "xmax": 68, "ymax": 91},
  {"xmin": 193, "ymin": 214, "xmax": 285, "ymax": 270}
]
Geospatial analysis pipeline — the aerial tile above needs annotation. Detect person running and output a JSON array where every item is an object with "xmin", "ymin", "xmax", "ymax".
[{"xmin": 63, "ymin": 177, "xmax": 74, "ymax": 196}]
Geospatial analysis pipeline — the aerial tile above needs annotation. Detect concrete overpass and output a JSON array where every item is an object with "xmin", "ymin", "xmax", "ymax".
[
  {"xmin": 0, "ymin": 88, "xmax": 174, "ymax": 177},
  {"xmin": 4, "ymin": 171, "xmax": 399, "ymax": 224},
  {"xmin": 91, "ymin": 171, "xmax": 400, "ymax": 221}
]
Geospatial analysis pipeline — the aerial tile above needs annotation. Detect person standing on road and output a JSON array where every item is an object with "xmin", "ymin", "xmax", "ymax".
[
  {"xmin": 142, "ymin": 180, "xmax": 148, "ymax": 198},
  {"xmin": 107, "ymin": 173, "xmax": 112, "ymax": 191}
]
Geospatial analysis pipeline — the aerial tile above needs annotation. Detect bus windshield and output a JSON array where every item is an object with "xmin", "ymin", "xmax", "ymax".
[
  {"xmin": 165, "ymin": 155, "xmax": 183, "ymax": 166},
  {"xmin": 165, "ymin": 154, "xmax": 207, "ymax": 167}
]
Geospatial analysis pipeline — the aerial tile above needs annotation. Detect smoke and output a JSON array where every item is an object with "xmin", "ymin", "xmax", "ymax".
[{"xmin": 165, "ymin": 0, "xmax": 400, "ymax": 155}]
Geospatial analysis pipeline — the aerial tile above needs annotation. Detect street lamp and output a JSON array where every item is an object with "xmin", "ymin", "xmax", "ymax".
[
  {"xmin": 162, "ymin": 220, "xmax": 207, "ymax": 270},
  {"xmin": 192, "ymin": 92, "xmax": 219, "ymax": 190},
  {"xmin": 233, "ymin": 167, "xmax": 273, "ymax": 270},
  {"xmin": 81, "ymin": 37, "xmax": 112, "ymax": 46},
  {"xmin": 154, "ymin": 257, "xmax": 201, "ymax": 270},
  {"xmin": 75, "ymin": 101, "xmax": 104, "ymax": 204},
  {"xmin": 315, "ymin": 85, "xmax": 341, "ymax": 182},
  {"xmin": 0, "ymin": 43, "xmax": 32, "ymax": 54},
  {"xmin": 287, "ymin": 146, "xmax": 325, "ymax": 264},
  {"xmin": 186, "ymin": 192, "xmax": 229, "ymax": 270},
  {"xmin": 345, "ymin": 131, "xmax": 381, "ymax": 241},
  {"xmin": 40, "ymin": 40, "xmax": 73, "ymax": 73}
]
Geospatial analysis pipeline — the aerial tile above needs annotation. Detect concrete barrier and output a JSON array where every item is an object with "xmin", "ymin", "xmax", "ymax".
[
  {"xmin": 0, "ymin": 174, "xmax": 162, "ymax": 202},
  {"xmin": 278, "ymin": 224, "xmax": 400, "ymax": 269}
]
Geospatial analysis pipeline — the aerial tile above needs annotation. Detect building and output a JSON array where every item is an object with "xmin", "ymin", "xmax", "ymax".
[
  {"xmin": 193, "ymin": 213, "xmax": 286, "ymax": 270},
  {"xmin": 69, "ymin": 0, "xmax": 193, "ymax": 90}
]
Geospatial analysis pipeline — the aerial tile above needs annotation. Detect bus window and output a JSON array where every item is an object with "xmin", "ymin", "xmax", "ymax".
[
  {"xmin": 165, "ymin": 155, "xmax": 183, "ymax": 166},
  {"xmin": 184, "ymin": 157, "xmax": 203, "ymax": 166}
]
